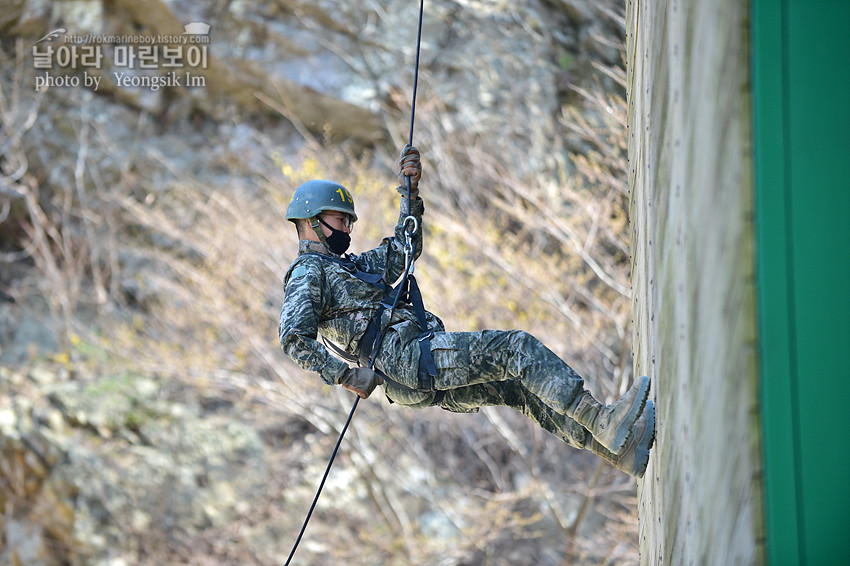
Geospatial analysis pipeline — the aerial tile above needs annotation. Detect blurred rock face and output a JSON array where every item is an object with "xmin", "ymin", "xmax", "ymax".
[
  {"xmin": 1, "ymin": 0, "xmax": 622, "ymax": 176},
  {"xmin": 0, "ymin": 368, "xmax": 267, "ymax": 566}
]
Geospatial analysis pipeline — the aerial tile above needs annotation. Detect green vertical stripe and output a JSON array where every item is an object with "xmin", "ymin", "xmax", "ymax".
[
  {"xmin": 753, "ymin": 0, "xmax": 850, "ymax": 563},
  {"xmin": 778, "ymin": 2, "xmax": 807, "ymax": 562},
  {"xmin": 752, "ymin": 0, "xmax": 801, "ymax": 562}
]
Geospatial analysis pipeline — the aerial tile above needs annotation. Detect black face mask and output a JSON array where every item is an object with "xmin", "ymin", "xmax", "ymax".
[{"xmin": 317, "ymin": 216, "xmax": 351, "ymax": 255}]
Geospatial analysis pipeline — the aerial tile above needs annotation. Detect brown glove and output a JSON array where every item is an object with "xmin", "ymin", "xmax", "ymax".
[
  {"xmin": 397, "ymin": 145, "xmax": 422, "ymax": 194},
  {"xmin": 340, "ymin": 367, "xmax": 384, "ymax": 399}
]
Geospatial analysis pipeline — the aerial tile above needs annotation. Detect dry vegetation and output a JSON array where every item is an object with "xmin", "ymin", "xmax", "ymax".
[{"xmin": 0, "ymin": 11, "xmax": 638, "ymax": 566}]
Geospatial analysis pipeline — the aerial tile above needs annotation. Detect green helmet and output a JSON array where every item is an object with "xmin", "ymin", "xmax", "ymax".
[{"xmin": 286, "ymin": 180, "xmax": 357, "ymax": 223}]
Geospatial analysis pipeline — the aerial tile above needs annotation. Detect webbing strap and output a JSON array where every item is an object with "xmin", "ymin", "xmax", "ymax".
[
  {"xmin": 357, "ymin": 306, "xmax": 385, "ymax": 368},
  {"xmin": 301, "ymin": 253, "xmax": 390, "ymax": 294},
  {"xmin": 406, "ymin": 275, "xmax": 437, "ymax": 390},
  {"xmin": 304, "ymin": 251, "xmax": 436, "ymax": 391}
]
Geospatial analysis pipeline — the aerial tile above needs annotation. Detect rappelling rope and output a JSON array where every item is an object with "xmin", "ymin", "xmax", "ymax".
[
  {"xmin": 284, "ymin": 2, "xmax": 426, "ymax": 563},
  {"xmin": 404, "ymin": 0, "xmax": 426, "ymax": 207}
]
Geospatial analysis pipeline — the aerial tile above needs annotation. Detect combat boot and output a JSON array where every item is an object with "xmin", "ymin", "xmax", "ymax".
[
  {"xmin": 567, "ymin": 375, "xmax": 650, "ymax": 455},
  {"xmin": 588, "ymin": 400, "xmax": 656, "ymax": 478}
]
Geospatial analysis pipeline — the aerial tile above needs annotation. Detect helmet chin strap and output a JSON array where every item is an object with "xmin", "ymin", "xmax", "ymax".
[{"xmin": 310, "ymin": 217, "xmax": 334, "ymax": 252}]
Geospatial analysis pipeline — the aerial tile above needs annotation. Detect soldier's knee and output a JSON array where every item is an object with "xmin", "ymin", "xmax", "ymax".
[{"xmin": 510, "ymin": 329, "xmax": 544, "ymax": 354}]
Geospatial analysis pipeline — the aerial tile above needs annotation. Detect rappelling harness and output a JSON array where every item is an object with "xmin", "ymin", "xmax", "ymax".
[{"xmin": 308, "ymin": 220, "xmax": 441, "ymax": 403}]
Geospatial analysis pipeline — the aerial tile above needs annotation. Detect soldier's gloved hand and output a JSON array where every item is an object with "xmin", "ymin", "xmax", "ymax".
[
  {"xmin": 340, "ymin": 367, "xmax": 384, "ymax": 399},
  {"xmin": 397, "ymin": 145, "xmax": 422, "ymax": 195}
]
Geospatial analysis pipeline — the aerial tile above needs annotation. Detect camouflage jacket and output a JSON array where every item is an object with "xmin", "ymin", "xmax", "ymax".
[{"xmin": 279, "ymin": 196, "xmax": 444, "ymax": 385}]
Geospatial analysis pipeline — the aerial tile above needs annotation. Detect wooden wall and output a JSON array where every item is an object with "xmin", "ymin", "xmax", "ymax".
[{"xmin": 625, "ymin": 1, "xmax": 765, "ymax": 563}]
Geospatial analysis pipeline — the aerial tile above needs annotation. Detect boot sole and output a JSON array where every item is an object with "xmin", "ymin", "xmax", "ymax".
[
  {"xmin": 607, "ymin": 375, "xmax": 650, "ymax": 454},
  {"xmin": 631, "ymin": 400, "xmax": 656, "ymax": 478}
]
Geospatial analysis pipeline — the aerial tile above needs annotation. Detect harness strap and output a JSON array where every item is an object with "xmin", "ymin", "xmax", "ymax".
[
  {"xmin": 406, "ymin": 275, "xmax": 437, "ymax": 390},
  {"xmin": 357, "ymin": 305, "xmax": 385, "ymax": 368},
  {"xmin": 304, "ymin": 252, "xmax": 439, "ymax": 395},
  {"xmin": 320, "ymin": 336, "xmax": 359, "ymax": 365},
  {"xmin": 301, "ymin": 253, "xmax": 391, "ymax": 294}
]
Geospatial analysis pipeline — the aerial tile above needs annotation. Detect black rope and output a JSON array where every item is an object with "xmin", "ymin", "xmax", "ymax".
[
  {"xmin": 408, "ymin": 0, "xmax": 425, "ymax": 148},
  {"xmin": 284, "ymin": 396, "xmax": 360, "ymax": 566},
  {"xmin": 284, "ymin": 1, "xmax": 426, "ymax": 563},
  {"xmin": 405, "ymin": 0, "xmax": 426, "ymax": 205}
]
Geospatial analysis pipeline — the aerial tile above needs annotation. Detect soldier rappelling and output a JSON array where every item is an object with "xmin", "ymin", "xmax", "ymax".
[{"xmin": 278, "ymin": 148, "xmax": 656, "ymax": 479}]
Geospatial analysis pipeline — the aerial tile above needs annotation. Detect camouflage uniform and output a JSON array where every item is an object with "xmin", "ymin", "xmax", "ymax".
[{"xmin": 279, "ymin": 196, "xmax": 591, "ymax": 449}]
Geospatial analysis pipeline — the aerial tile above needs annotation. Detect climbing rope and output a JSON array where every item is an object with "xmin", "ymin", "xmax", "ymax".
[
  {"xmin": 404, "ymin": 0, "xmax": 426, "ymax": 208},
  {"xmin": 284, "ymin": 2, "xmax": 425, "ymax": 563}
]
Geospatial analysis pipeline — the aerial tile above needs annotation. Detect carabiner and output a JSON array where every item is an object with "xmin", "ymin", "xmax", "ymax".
[
  {"xmin": 403, "ymin": 234, "xmax": 415, "ymax": 275},
  {"xmin": 402, "ymin": 215, "xmax": 419, "ymax": 236}
]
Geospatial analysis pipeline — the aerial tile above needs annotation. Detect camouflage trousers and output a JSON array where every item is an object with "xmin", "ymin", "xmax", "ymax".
[{"xmin": 376, "ymin": 328, "xmax": 590, "ymax": 449}]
